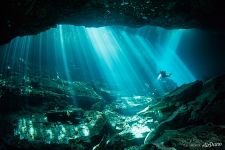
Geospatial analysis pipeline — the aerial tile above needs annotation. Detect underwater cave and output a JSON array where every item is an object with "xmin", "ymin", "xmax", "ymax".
[{"xmin": 0, "ymin": 1, "xmax": 225, "ymax": 150}]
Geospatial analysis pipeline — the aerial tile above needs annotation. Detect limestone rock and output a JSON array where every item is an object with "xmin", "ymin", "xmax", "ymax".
[
  {"xmin": 0, "ymin": 74, "xmax": 103, "ymax": 112},
  {"xmin": 144, "ymin": 74, "xmax": 225, "ymax": 149},
  {"xmin": 1, "ymin": 0, "xmax": 225, "ymax": 45}
]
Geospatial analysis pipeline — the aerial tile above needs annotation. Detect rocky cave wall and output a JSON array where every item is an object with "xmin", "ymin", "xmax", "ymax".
[{"xmin": 1, "ymin": 0, "xmax": 225, "ymax": 45}]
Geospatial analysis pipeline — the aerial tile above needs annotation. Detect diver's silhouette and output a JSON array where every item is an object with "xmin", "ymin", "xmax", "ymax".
[
  {"xmin": 157, "ymin": 71, "xmax": 172, "ymax": 80},
  {"xmin": 156, "ymin": 71, "xmax": 177, "ymax": 95}
]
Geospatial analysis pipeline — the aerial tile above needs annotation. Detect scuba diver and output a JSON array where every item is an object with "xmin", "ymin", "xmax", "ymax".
[
  {"xmin": 155, "ymin": 70, "xmax": 177, "ymax": 95},
  {"xmin": 157, "ymin": 70, "xmax": 172, "ymax": 80}
]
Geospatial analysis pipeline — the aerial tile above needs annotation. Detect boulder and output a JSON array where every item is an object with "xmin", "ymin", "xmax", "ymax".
[
  {"xmin": 103, "ymin": 109, "xmax": 156, "ymax": 149},
  {"xmin": 144, "ymin": 74, "xmax": 225, "ymax": 148},
  {"xmin": 190, "ymin": 74, "xmax": 225, "ymax": 124},
  {"xmin": 151, "ymin": 124, "xmax": 225, "ymax": 150},
  {"xmin": 0, "ymin": 74, "xmax": 103, "ymax": 112},
  {"xmin": 107, "ymin": 96, "xmax": 152, "ymax": 116},
  {"xmin": 141, "ymin": 80, "xmax": 203, "ymax": 120},
  {"xmin": 69, "ymin": 82, "xmax": 102, "ymax": 110}
]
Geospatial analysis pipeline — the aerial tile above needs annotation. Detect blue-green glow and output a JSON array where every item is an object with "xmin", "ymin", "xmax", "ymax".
[{"xmin": 0, "ymin": 25, "xmax": 196, "ymax": 95}]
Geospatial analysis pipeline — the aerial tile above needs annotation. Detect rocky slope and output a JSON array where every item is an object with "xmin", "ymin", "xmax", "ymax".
[
  {"xmin": 0, "ymin": 73, "xmax": 225, "ymax": 149},
  {"xmin": 1, "ymin": 0, "xmax": 225, "ymax": 45},
  {"xmin": 142, "ymin": 74, "xmax": 225, "ymax": 150}
]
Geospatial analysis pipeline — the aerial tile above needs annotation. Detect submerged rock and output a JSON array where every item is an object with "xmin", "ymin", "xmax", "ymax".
[
  {"xmin": 1, "ymin": 73, "xmax": 225, "ymax": 149},
  {"xmin": 103, "ymin": 106, "xmax": 157, "ymax": 149},
  {"xmin": 107, "ymin": 96, "xmax": 153, "ymax": 116},
  {"xmin": 190, "ymin": 74, "xmax": 225, "ymax": 125},
  {"xmin": 144, "ymin": 74, "xmax": 225, "ymax": 149},
  {"xmin": 152, "ymin": 124, "xmax": 225, "ymax": 150},
  {"xmin": 0, "ymin": 74, "xmax": 103, "ymax": 112},
  {"xmin": 157, "ymin": 78, "xmax": 178, "ymax": 95}
]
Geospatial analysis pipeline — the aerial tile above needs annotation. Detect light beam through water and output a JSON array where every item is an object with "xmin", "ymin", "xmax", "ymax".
[{"xmin": 0, "ymin": 25, "xmax": 196, "ymax": 96}]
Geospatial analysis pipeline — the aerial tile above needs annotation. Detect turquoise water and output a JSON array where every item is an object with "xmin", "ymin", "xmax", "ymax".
[{"xmin": 0, "ymin": 25, "xmax": 195, "ymax": 95}]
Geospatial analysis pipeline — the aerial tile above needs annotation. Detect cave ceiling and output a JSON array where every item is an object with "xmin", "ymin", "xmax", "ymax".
[{"xmin": 1, "ymin": 0, "xmax": 225, "ymax": 45}]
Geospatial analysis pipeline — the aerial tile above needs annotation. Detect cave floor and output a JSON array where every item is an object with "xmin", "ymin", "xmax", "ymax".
[{"xmin": 1, "ymin": 72, "xmax": 225, "ymax": 150}]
